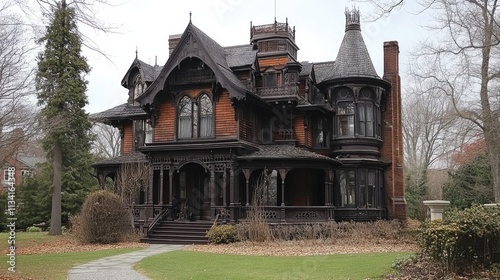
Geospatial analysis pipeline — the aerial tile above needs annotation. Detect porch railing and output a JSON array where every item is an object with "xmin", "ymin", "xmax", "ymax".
[{"xmin": 240, "ymin": 206, "xmax": 336, "ymax": 223}]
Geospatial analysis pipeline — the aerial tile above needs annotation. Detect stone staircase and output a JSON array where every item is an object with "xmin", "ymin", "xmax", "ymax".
[{"xmin": 142, "ymin": 220, "xmax": 213, "ymax": 244}]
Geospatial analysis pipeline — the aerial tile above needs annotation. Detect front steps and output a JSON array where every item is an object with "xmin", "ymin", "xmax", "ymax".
[{"xmin": 141, "ymin": 220, "xmax": 213, "ymax": 244}]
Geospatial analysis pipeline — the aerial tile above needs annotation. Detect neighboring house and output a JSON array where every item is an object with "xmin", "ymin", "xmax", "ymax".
[
  {"xmin": 1, "ymin": 155, "xmax": 45, "ymax": 189},
  {"xmin": 92, "ymin": 8, "xmax": 406, "ymax": 235}
]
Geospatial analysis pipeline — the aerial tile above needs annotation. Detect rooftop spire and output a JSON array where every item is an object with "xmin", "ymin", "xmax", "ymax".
[{"xmin": 345, "ymin": 6, "xmax": 360, "ymax": 32}]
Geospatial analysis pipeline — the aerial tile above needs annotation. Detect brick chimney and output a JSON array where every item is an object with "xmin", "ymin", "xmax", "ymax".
[
  {"xmin": 381, "ymin": 41, "xmax": 406, "ymax": 221},
  {"xmin": 168, "ymin": 34, "xmax": 182, "ymax": 56}
]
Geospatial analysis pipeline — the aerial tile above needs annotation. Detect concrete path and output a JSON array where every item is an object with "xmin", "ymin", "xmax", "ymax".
[{"xmin": 67, "ymin": 244, "xmax": 184, "ymax": 280}]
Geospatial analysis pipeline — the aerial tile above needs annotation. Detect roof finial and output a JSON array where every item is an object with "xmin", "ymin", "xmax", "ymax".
[
  {"xmin": 345, "ymin": 6, "xmax": 361, "ymax": 32},
  {"xmin": 135, "ymin": 46, "xmax": 138, "ymax": 59},
  {"xmin": 154, "ymin": 55, "xmax": 158, "ymax": 67},
  {"xmin": 189, "ymin": 11, "xmax": 192, "ymax": 23}
]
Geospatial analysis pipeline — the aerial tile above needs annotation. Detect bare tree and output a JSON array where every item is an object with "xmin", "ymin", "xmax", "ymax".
[
  {"xmin": 0, "ymin": 3, "xmax": 40, "ymax": 166},
  {"xmin": 409, "ymin": 0, "xmax": 500, "ymax": 203},
  {"xmin": 115, "ymin": 162, "xmax": 150, "ymax": 204},
  {"xmin": 360, "ymin": 0, "xmax": 500, "ymax": 202},
  {"xmin": 91, "ymin": 123, "xmax": 120, "ymax": 158}
]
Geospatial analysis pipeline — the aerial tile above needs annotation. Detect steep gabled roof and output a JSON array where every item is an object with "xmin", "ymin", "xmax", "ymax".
[
  {"xmin": 90, "ymin": 103, "xmax": 147, "ymax": 122},
  {"xmin": 121, "ymin": 58, "xmax": 162, "ymax": 88},
  {"xmin": 138, "ymin": 22, "xmax": 251, "ymax": 105}
]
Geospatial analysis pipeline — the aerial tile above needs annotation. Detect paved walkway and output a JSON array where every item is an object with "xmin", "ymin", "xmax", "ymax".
[{"xmin": 67, "ymin": 244, "xmax": 184, "ymax": 280}]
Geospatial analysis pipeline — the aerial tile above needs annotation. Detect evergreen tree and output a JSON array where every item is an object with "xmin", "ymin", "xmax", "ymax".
[
  {"xmin": 443, "ymin": 154, "xmax": 494, "ymax": 209},
  {"xmin": 36, "ymin": 0, "xmax": 95, "ymax": 235}
]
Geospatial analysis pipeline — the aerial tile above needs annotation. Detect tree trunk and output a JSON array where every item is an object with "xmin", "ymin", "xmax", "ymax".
[{"xmin": 49, "ymin": 141, "xmax": 62, "ymax": 235}]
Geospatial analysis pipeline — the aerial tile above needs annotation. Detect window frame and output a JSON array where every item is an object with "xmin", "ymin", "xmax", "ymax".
[
  {"xmin": 336, "ymin": 168, "xmax": 381, "ymax": 208},
  {"xmin": 177, "ymin": 93, "xmax": 214, "ymax": 139}
]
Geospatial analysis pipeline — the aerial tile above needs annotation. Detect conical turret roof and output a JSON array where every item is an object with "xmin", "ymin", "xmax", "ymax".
[{"xmin": 329, "ymin": 7, "xmax": 379, "ymax": 79}]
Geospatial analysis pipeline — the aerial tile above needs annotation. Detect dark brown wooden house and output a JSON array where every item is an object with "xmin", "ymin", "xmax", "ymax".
[{"xmin": 92, "ymin": 8, "xmax": 406, "ymax": 242}]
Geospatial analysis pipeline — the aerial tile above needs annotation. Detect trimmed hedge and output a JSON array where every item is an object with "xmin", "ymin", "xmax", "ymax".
[
  {"xmin": 419, "ymin": 204, "xmax": 500, "ymax": 273},
  {"xmin": 206, "ymin": 224, "xmax": 238, "ymax": 244}
]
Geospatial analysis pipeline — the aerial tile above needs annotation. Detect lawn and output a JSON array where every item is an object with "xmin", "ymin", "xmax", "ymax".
[
  {"xmin": 135, "ymin": 250, "xmax": 412, "ymax": 280},
  {"xmin": 0, "ymin": 231, "xmax": 145, "ymax": 280}
]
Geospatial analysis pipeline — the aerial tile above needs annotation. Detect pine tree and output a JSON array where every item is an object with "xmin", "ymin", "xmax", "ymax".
[{"xmin": 36, "ymin": 0, "xmax": 95, "ymax": 235}]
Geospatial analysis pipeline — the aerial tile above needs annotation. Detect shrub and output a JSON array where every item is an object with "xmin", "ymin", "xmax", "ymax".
[
  {"xmin": 206, "ymin": 224, "xmax": 238, "ymax": 244},
  {"xmin": 73, "ymin": 190, "xmax": 133, "ymax": 244},
  {"xmin": 26, "ymin": 226, "xmax": 43, "ymax": 232},
  {"xmin": 418, "ymin": 205, "xmax": 500, "ymax": 273}
]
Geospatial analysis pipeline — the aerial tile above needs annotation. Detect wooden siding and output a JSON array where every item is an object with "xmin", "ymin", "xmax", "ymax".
[
  {"xmin": 122, "ymin": 121, "xmax": 133, "ymax": 154},
  {"xmin": 154, "ymin": 98, "xmax": 175, "ymax": 142},
  {"xmin": 258, "ymin": 57, "xmax": 289, "ymax": 69},
  {"xmin": 294, "ymin": 114, "xmax": 306, "ymax": 146},
  {"xmin": 239, "ymin": 104, "xmax": 253, "ymax": 142},
  {"xmin": 215, "ymin": 91, "xmax": 237, "ymax": 137}
]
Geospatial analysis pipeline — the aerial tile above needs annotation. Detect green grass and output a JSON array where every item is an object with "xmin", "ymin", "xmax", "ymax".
[
  {"xmin": 0, "ymin": 231, "xmax": 144, "ymax": 279},
  {"xmin": 0, "ymin": 247, "xmax": 141, "ymax": 280},
  {"xmin": 135, "ymin": 251, "xmax": 412, "ymax": 280},
  {"xmin": 0, "ymin": 231, "xmax": 61, "ymax": 248}
]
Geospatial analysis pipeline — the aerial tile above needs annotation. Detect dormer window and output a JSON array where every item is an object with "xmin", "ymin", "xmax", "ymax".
[{"xmin": 133, "ymin": 74, "xmax": 144, "ymax": 99}]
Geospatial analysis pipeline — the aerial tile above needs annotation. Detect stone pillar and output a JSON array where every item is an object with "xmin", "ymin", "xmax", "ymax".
[{"xmin": 423, "ymin": 200, "xmax": 450, "ymax": 221}]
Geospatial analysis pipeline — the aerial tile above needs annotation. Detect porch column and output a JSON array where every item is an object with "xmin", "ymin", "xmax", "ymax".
[
  {"xmin": 325, "ymin": 169, "xmax": 334, "ymax": 205},
  {"xmin": 229, "ymin": 166, "xmax": 238, "ymax": 222},
  {"xmin": 278, "ymin": 169, "xmax": 288, "ymax": 223},
  {"xmin": 278, "ymin": 169, "xmax": 288, "ymax": 206},
  {"xmin": 168, "ymin": 167, "xmax": 174, "ymax": 204},
  {"xmin": 147, "ymin": 165, "xmax": 154, "ymax": 204},
  {"xmin": 222, "ymin": 167, "xmax": 227, "ymax": 206},
  {"xmin": 159, "ymin": 164, "xmax": 164, "ymax": 205},
  {"xmin": 243, "ymin": 169, "xmax": 251, "ymax": 206},
  {"xmin": 210, "ymin": 166, "xmax": 216, "ymax": 206}
]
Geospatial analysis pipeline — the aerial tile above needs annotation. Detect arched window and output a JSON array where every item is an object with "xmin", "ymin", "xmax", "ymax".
[
  {"xmin": 358, "ymin": 88, "xmax": 375, "ymax": 137},
  {"xmin": 178, "ymin": 93, "xmax": 214, "ymax": 139},
  {"xmin": 133, "ymin": 74, "xmax": 144, "ymax": 99},
  {"xmin": 199, "ymin": 94, "xmax": 214, "ymax": 137},
  {"xmin": 336, "ymin": 88, "xmax": 355, "ymax": 137},
  {"xmin": 178, "ymin": 96, "xmax": 192, "ymax": 138}
]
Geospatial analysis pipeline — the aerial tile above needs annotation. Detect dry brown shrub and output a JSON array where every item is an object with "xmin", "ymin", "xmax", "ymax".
[
  {"xmin": 237, "ymin": 171, "xmax": 272, "ymax": 242},
  {"xmin": 73, "ymin": 190, "xmax": 134, "ymax": 244}
]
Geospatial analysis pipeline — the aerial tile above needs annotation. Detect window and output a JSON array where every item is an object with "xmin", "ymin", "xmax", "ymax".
[
  {"xmin": 337, "ymin": 102, "xmax": 355, "ymax": 136},
  {"xmin": 199, "ymin": 94, "xmax": 214, "ymax": 137},
  {"xmin": 334, "ymin": 87, "xmax": 380, "ymax": 138},
  {"xmin": 337, "ymin": 168, "xmax": 380, "ymax": 208},
  {"xmin": 313, "ymin": 118, "xmax": 329, "ymax": 148},
  {"xmin": 133, "ymin": 75, "xmax": 144, "ymax": 99},
  {"xmin": 339, "ymin": 170, "xmax": 356, "ymax": 207},
  {"xmin": 144, "ymin": 121, "xmax": 153, "ymax": 143},
  {"xmin": 178, "ymin": 96, "xmax": 192, "ymax": 138},
  {"xmin": 3, "ymin": 167, "xmax": 14, "ymax": 181},
  {"xmin": 358, "ymin": 102, "xmax": 374, "ymax": 137},
  {"xmin": 21, "ymin": 170, "xmax": 31, "ymax": 177},
  {"xmin": 178, "ymin": 93, "xmax": 214, "ymax": 139}
]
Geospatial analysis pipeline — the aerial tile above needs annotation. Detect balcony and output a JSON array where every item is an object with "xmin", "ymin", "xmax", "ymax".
[
  {"xmin": 255, "ymin": 85, "xmax": 299, "ymax": 100},
  {"xmin": 251, "ymin": 21, "xmax": 295, "ymax": 41}
]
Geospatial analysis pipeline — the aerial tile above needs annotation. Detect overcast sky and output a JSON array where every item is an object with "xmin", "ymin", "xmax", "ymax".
[{"xmin": 83, "ymin": 0, "xmax": 427, "ymax": 114}]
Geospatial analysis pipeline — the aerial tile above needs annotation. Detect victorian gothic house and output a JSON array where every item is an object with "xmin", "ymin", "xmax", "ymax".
[{"xmin": 92, "ymin": 8, "xmax": 406, "ymax": 242}]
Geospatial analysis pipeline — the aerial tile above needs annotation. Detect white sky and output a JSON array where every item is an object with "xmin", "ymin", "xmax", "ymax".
[{"xmin": 83, "ymin": 0, "xmax": 427, "ymax": 114}]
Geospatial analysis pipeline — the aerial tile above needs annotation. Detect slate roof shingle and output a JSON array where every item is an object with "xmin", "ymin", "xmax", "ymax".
[
  {"xmin": 90, "ymin": 103, "xmax": 147, "ymax": 121},
  {"xmin": 237, "ymin": 145, "xmax": 339, "ymax": 162}
]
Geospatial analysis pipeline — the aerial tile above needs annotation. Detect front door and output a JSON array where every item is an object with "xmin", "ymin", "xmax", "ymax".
[{"xmin": 177, "ymin": 163, "xmax": 210, "ymax": 220}]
